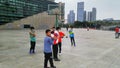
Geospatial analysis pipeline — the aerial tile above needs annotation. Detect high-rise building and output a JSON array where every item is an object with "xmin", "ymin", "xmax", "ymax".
[
  {"xmin": 67, "ymin": 14, "xmax": 70, "ymax": 23},
  {"xmin": 84, "ymin": 11, "xmax": 87, "ymax": 21},
  {"xmin": 91, "ymin": 8, "xmax": 96, "ymax": 21},
  {"xmin": 67, "ymin": 10, "xmax": 75, "ymax": 24},
  {"xmin": 77, "ymin": 2, "xmax": 84, "ymax": 22},
  {"xmin": 87, "ymin": 11, "xmax": 92, "ymax": 22}
]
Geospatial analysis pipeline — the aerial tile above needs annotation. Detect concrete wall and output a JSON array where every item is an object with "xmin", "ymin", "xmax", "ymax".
[{"xmin": 0, "ymin": 12, "xmax": 56, "ymax": 30}]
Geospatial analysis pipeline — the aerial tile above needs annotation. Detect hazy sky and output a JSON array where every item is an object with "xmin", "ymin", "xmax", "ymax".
[{"xmin": 55, "ymin": 0, "xmax": 120, "ymax": 20}]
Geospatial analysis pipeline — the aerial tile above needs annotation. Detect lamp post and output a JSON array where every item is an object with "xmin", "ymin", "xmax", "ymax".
[
  {"xmin": 55, "ymin": 12, "xmax": 59, "ymax": 28},
  {"xmin": 55, "ymin": 14, "xmax": 58, "ymax": 28}
]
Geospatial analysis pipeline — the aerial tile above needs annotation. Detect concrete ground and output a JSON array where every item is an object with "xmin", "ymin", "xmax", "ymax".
[{"xmin": 0, "ymin": 29, "xmax": 120, "ymax": 68}]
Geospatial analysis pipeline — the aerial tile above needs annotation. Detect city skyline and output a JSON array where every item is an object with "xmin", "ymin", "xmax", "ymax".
[
  {"xmin": 55, "ymin": 0, "xmax": 120, "ymax": 20},
  {"xmin": 68, "ymin": 2, "xmax": 96, "ymax": 23}
]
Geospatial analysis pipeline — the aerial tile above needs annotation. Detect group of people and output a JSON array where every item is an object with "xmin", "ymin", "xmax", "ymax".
[
  {"xmin": 28, "ymin": 25, "xmax": 120, "ymax": 68},
  {"xmin": 44, "ymin": 27, "xmax": 65, "ymax": 68},
  {"xmin": 29, "ymin": 26, "xmax": 76, "ymax": 68},
  {"xmin": 115, "ymin": 26, "xmax": 120, "ymax": 38}
]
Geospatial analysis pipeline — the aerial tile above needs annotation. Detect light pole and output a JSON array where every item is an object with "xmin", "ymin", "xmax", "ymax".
[
  {"xmin": 55, "ymin": 13, "xmax": 59, "ymax": 28},
  {"xmin": 55, "ymin": 14, "xmax": 57, "ymax": 28}
]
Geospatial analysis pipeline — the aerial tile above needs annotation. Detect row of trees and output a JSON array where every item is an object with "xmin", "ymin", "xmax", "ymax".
[
  {"xmin": 59, "ymin": 21, "xmax": 120, "ymax": 30},
  {"xmin": 73, "ymin": 21, "xmax": 101, "ymax": 29}
]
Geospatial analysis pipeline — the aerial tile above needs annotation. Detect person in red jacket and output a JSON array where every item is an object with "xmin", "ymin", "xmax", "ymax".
[
  {"xmin": 58, "ymin": 27, "xmax": 65, "ymax": 54},
  {"xmin": 115, "ymin": 26, "xmax": 119, "ymax": 38}
]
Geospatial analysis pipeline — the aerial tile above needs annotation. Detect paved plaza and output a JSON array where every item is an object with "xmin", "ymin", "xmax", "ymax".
[{"xmin": 0, "ymin": 29, "xmax": 120, "ymax": 68}]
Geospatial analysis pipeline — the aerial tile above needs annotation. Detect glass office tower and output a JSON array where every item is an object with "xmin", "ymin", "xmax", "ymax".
[{"xmin": 0, "ymin": 0, "xmax": 57, "ymax": 24}]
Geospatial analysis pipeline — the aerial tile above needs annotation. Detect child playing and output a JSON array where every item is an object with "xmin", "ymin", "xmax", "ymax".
[
  {"xmin": 69, "ymin": 27, "xmax": 76, "ymax": 46},
  {"xmin": 44, "ymin": 29, "xmax": 56, "ymax": 68},
  {"xmin": 29, "ymin": 27, "xmax": 36, "ymax": 54},
  {"xmin": 58, "ymin": 27, "xmax": 65, "ymax": 54}
]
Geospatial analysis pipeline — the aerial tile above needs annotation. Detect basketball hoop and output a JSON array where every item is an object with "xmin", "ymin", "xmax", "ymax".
[{"xmin": 48, "ymin": 4, "xmax": 61, "ymax": 27}]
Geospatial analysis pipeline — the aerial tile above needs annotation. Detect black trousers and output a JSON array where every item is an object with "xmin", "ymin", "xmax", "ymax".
[
  {"xmin": 58, "ymin": 42, "xmax": 62, "ymax": 53},
  {"xmin": 53, "ymin": 44, "xmax": 58, "ymax": 59},
  {"xmin": 44, "ymin": 52, "xmax": 54, "ymax": 67},
  {"xmin": 70, "ymin": 37, "xmax": 76, "ymax": 46},
  {"xmin": 30, "ymin": 41, "xmax": 36, "ymax": 53}
]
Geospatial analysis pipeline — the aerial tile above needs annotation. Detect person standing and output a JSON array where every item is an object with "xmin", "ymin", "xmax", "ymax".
[
  {"xmin": 115, "ymin": 26, "xmax": 119, "ymax": 38},
  {"xmin": 29, "ymin": 27, "xmax": 36, "ymax": 54},
  {"xmin": 52, "ymin": 27, "xmax": 60, "ymax": 61},
  {"xmin": 66, "ymin": 26, "xmax": 68, "ymax": 31},
  {"xmin": 87, "ymin": 27, "xmax": 89, "ymax": 31},
  {"xmin": 44, "ymin": 29, "xmax": 56, "ymax": 68},
  {"xmin": 58, "ymin": 27, "xmax": 65, "ymax": 54},
  {"xmin": 69, "ymin": 26, "xmax": 76, "ymax": 46}
]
